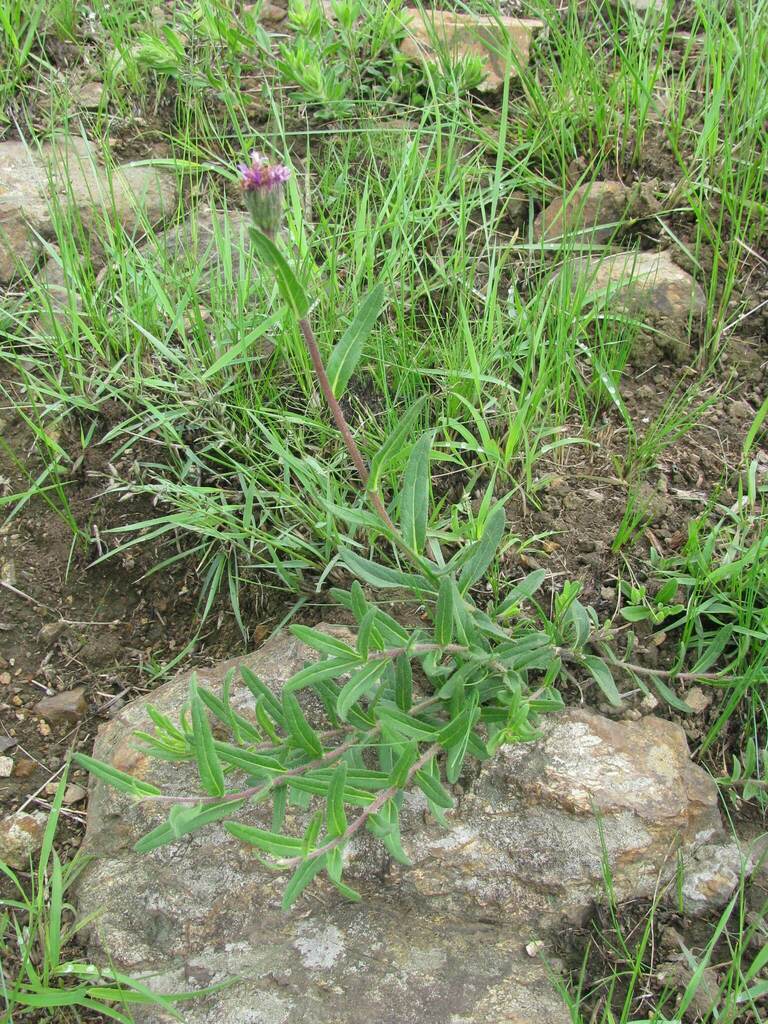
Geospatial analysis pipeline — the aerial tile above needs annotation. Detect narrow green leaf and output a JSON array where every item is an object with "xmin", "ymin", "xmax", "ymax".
[
  {"xmin": 394, "ymin": 654, "xmax": 413, "ymax": 711},
  {"xmin": 240, "ymin": 666, "xmax": 286, "ymax": 728},
  {"xmin": 371, "ymin": 608, "xmax": 410, "ymax": 646},
  {"xmin": 356, "ymin": 608, "xmax": 377, "ymax": 660},
  {"xmin": 191, "ymin": 689, "xmax": 226, "ymax": 796},
  {"xmin": 388, "ymin": 741, "xmax": 418, "ymax": 789},
  {"xmin": 350, "ymin": 579, "xmax": 368, "ymax": 620},
  {"xmin": 290, "ymin": 625, "xmax": 360, "ymax": 660},
  {"xmin": 619, "ymin": 606, "xmax": 651, "ymax": 623},
  {"xmin": 326, "ymin": 283, "xmax": 385, "ymax": 398},
  {"xmin": 288, "ymin": 777, "xmax": 374, "ymax": 807},
  {"xmin": 327, "ymin": 874, "xmax": 362, "ymax": 902},
  {"xmin": 414, "ymin": 765, "xmax": 453, "ymax": 808},
  {"xmin": 745, "ymin": 939, "xmax": 768, "ymax": 982},
  {"xmin": 47, "ymin": 851, "xmax": 62, "ymax": 968},
  {"xmin": 377, "ymin": 705, "xmax": 439, "ymax": 739},
  {"xmin": 565, "ymin": 599, "xmax": 592, "ymax": 647},
  {"xmin": 326, "ymin": 845, "xmax": 343, "ymax": 883},
  {"xmin": 225, "ymin": 821, "xmax": 306, "ymax": 859},
  {"xmin": 326, "ymin": 762, "xmax": 348, "ymax": 838},
  {"xmin": 169, "ymin": 803, "xmax": 201, "ymax": 838},
  {"xmin": 249, "ymin": 227, "xmax": 309, "ymax": 317},
  {"xmin": 445, "ymin": 703, "xmax": 480, "ymax": 784},
  {"xmin": 647, "ymin": 673, "xmax": 694, "ymax": 713},
  {"xmin": 368, "ymin": 397, "xmax": 428, "ymax": 492},
  {"xmin": 311, "ymin": 767, "xmax": 389, "ymax": 789},
  {"xmin": 400, "ymin": 431, "xmax": 432, "ymax": 554},
  {"xmin": 303, "ymin": 809, "xmax": 324, "ymax": 851},
  {"xmin": 743, "ymin": 392, "xmax": 768, "ymax": 457},
  {"xmin": 497, "ymin": 569, "xmax": 548, "ymax": 616},
  {"xmin": 196, "ymin": 678, "xmax": 261, "ymax": 745},
  {"xmin": 282, "ymin": 855, "xmax": 327, "ymax": 909},
  {"xmin": 337, "ymin": 659, "xmax": 388, "ymax": 721},
  {"xmin": 339, "ymin": 547, "xmax": 433, "ymax": 592},
  {"xmin": 213, "ymin": 740, "xmax": 284, "ymax": 777},
  {"xmin": 283, "ymin": 655, "xmax": 363, "ymax": 695},
  {"xmin": 73, "ymin": 753, "xmax": 161, "ymax": 797},
  {"xmin": 272, "ymin": 785, "xmax": 288, "ymax": 833},
  {"xmin": 583, "ymin": 655, "xmax": 623, "ymax": 707},
  {"xmin": 437, "ymin": 700, "xmax": 479, "ymax": 753},
  {"xmin": 196, "ymin": 686, "xmax": 232, "ymax": 728},
  {"xmin": 255, "ymin": 699, "xmax": 281, "ymax": 742},
  {"xmin": 135, "ymin": 799, "xmax": 244, "ymax": 853},
  {"xmin": 458, "ymin": 505, "xmax": 507, "ymax": 593},
  {"xmin": 38, "ymin": 768, "xmax": 67, "ymax": 896},
  {"xmin": 368, "ymin": 802, "xmax": 411, "ymax": 864},
  {"xmin": 146, "ymin": 705, "xmax": 186, "ymax": 743},
  {"xmin": 434, "ymin": 576, "xmax": 454, "ymax": 646},
  {"xmin": 282, "ymin": 693, "xmax": 324, "ymax": 757}
]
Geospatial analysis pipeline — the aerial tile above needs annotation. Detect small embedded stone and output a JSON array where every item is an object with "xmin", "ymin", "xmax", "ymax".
[
  {"xmin": 35, "ymin": 687, "xmax": 87, "ymax": 723},
  {"xmin": 684, "ymin": 687, "xmax": 713, "ymax": 714},
  {"xmin": 533, "ymin": 181, "xmax": 659, "ymax": 244},
  {"xmin": 38, "ymin": 619, "xmax": 68, "ymax": 648},
  {"xmin": 12, "ymin": 758, "xmax": 37, "ymax": 779},
  {"xmin": 64, "ymin": 784, "xmax": 88, "ymax": 805},
  {"xmin": 0, "ymin": 810, "xmax": 47, "ymax": 869}
]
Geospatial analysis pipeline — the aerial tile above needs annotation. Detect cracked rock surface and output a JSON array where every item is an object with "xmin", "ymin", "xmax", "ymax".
[{"xmin": 76, "ymin": 628, "xmax": 743, "ymax": 1024}]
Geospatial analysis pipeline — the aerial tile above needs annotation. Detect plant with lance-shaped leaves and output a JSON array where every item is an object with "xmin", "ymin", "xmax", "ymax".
[{"xmin": 76, "ymin": 150, "xmax": 701, "ymax": 908}]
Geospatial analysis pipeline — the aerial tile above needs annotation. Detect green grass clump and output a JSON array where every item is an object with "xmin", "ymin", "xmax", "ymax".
[{"xmin": 0, "ymin": 771, "xmax": 201, "ymax": 1021}]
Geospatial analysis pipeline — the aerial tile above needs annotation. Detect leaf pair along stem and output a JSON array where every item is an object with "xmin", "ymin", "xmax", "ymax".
[{"xmin": 141, "ymin": 681, "xmax": 447, "ymax": 808}]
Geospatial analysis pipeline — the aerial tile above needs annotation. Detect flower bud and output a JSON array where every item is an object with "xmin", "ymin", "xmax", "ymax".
[{"xmin": 237, "ymin": 150, "xmax": 291, "ymax": 239}]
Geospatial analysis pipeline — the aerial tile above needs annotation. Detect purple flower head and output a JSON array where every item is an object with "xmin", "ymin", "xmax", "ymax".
[
  {"xmin": 238, "ymin": 151, "xmax": 291, "ymax": 192},
  {"xmin": 238, "ymin": 150, "xmax": 290, "ymax": 239}
]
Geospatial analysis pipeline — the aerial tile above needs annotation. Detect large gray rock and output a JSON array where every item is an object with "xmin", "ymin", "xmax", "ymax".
[
  {"xmin": 0, "ymin": 136, "xmax": 177, "ymax": 283},
  {"xmin": 30, "ymin": 246, "xmax": 82, "ymax": 335},
  {"xmin": 0, "ymin": 140, "xmax": 52, "ymax": 281},
  {"xmin": 76, "ymin": 629, "xmax": 742, "ymax": 1024}
]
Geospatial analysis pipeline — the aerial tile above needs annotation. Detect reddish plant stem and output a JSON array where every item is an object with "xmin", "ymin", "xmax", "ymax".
[
  {"xmin": 557, "ymin": 646, "xmax": 741, "ymax": 686},
  {"xmin": 299, "ymin": 318, "xmax": 397, "ymax": 534},
  {"xmin": 297, "ymin": 316, "xmax": 436, "ymax": 582},
  {"xmin": 298, "ymin": 320, "xmax": 371, "ymax": 486},
  {"xmin": 277, "ymin": 742, "xmax": 441, "ymax": 868}
]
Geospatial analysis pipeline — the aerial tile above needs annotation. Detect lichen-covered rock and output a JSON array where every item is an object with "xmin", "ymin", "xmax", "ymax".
[
  {"xmin": 75, "ymin": 630, "xmax": 743, "ymax": 1023},
  {"xmin": 533, "ymin": 180, "xmax": 659, "ymax": 244},
  {"xmin": 0, "ymin": 810, "xmax": 47, "ymax": 868},
  {"xmin": 0, "ymin": 136, "xmax": 177, "ymax": 283},
  {"xmin": 551, "ymin": 249, "xmax": 706, "ymax": 361},
  {"xmin": 680, "ymin": 841, "xmax": 747, "ymax": 915}
]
